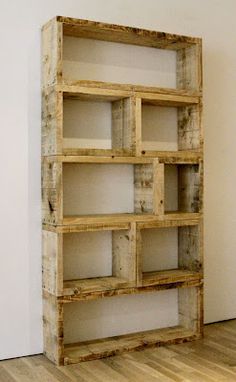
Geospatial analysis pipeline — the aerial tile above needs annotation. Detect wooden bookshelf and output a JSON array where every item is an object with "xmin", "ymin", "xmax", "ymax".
[{"xmin": 42, "ymin": 16, "xmax": 203, "ymax": 365}]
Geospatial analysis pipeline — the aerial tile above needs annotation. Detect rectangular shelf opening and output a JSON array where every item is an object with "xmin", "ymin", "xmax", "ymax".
[
  {"xmin": 63, "ymin": 92, "xmax": 135, "ymax": 156},
  {"xmin": 138, "ymin": 223, "xmax": 202, "ymax": 287},
  {"xmin": 63, "ymin": 226, "xmax": 136, "ymax": 295},
  {"xmin": 61, "ymin": 285, "xmax": 201, "ymax": 364},
  {"xmin": 164, "ymin": 163, "xmax": 200, "ymax": 214},
  {"xmin": 140, "ymin": 99, "xmax": 201, "ymax": 156},
  {"xmin": 63, "ymin": 162, "xmax": 160, "ymax": 217},
  {"xmin": 62, "ymin": 35, "xmax": 177, "ymax": 89}
]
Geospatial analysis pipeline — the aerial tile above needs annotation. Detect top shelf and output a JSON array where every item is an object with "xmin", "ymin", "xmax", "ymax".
[
  {"xmin": 43, "ymin": 16, "xmax": 201, "ymax": 50},
  {"xmin": 42, "ymin": 16, "xmax": 202, "ymax": 92}
]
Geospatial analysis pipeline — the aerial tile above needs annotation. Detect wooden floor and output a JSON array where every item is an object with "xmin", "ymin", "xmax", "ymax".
[{"xmin": 1, "ymin": 320, "xmax": 236, "ymax": 381}]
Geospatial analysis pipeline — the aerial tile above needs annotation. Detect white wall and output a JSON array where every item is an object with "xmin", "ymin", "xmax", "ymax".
[{"xmin": 1, "ymin": 0, "xmax": 236, "ymax": 359}]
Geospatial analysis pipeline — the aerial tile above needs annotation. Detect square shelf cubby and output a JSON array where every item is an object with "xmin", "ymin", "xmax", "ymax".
[
  {"xmin": 42, "ymin": 223, "xmax": 136, "ymax": 297},
  {"xmin": 42, "ymin": 87, "xmax": 136, "ymax": 156},
  {"xmin": 137, "ymin": 220, "xmax": 203, "ymax": 287},
  {"xmin": 138, "ymin": 95, "xmax": 202, "ymax": 157}
]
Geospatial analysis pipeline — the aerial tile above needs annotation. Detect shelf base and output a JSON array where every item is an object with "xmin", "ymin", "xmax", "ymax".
[{"xmin": 64, "ymin": 325, "xmax": 200, "ymax": 364}]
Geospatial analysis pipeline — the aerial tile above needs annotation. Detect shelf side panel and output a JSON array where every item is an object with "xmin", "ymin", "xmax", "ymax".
[
  {"xmin": 134, "ymin": 163, "xmax": 159, "ymax": 214},
  {"xmin": 178, "ymin": 164, "xmax": 200, "ymax": 213},
  {"xmin": 42, "ymin": 88, "xmax": 63, "ymax": 156},
  {"xmin": 42, "ymin": 19, "xmax": 63, "ymax": 88},
  {"xmin": 178, "ymin": 223, "xmax": 203, "ymax": 272},
  {"xmin": 178, "ymin": 285, "xmax": 203, "ymax": 334},
  {"xmin": 43, "ymin": 293, "xmax": 64, "ymax": 365},
  {"xmin": 112, "ymin": 222, "xmax": 136, "ymax": 284},
  {"xmin": 176, "ymin": 42, "xmax": 202, "ymax": 92},
  {"xmin": 42, "ymin": 159, "xmax": 63, "ymax": 224},
  {"xmin": 112, "ymin": 97, "xmax": 136, "ymax": 154},
  {"xmin": 42, "ymin": 231, "xmax": 63, "ymax": 295},
  {"xmin": 178, "ymin": 104, "xmax": 202, "ymax": 151}
]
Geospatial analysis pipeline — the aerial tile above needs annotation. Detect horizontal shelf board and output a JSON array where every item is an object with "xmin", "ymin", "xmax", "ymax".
[
  {"xmin": 62, "ymin": 271, "xmax": 202, "ymax": 298},
  {"xmin": 62, "ymin": 213, "xmax": 200, "ymax": 226},
  {"xmin": 54, "ymin": 82, "xmax": 201, "ymax": 105},
  {"xmin": 52, "ymin": 16, "xmax": 201, "ymax": 51},
  {"xmin": 43, "ymin": 221, "xmax": 130, "ymax": 233},
  {"xmin": 142, "ymin": 269, "xmax": 202, "ymax": 287},
  {"xmin": 46, "ymin": 155, "xmax": 154, "ymax": 164},
  {"xmin": 140, "ymin": 92, "xmax": 198, "ymax": 106},
  {"xmin": 64, "ymin": 325, "xmax": 199, "ymax": 364},
  {"xmin": 61, "ymin": 149, "xmax": 134, "ymax": 157},
  {"xmin": 43, "ymin": 152, "xmax": 203, "ymax": 164},
  {"xmin": 57, "ymin": 278, "xmax": 202, "ymax": 302},
  {"xmin": 43, "ymin": 215, "xmax": 201, "ymax": 233},
  {"xmin": 63, "ymin": 276, "xmax": 130, "ymax": 296},
  {"xmin": 43, "ymin": 213, "xmax": 201, "ymax": 231},
  {"xmin": 63, "ymin": 79, "xmax": 202, "ymax": 98},
  {"xmin": 140, "ymin": 150, "xmax": 203, "ymax": 164}
]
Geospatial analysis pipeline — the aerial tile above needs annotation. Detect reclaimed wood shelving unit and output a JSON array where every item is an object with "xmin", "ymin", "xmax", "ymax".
[{"xmin": 42, "ymin": 16, "xmax": 203, "ymax": 365}]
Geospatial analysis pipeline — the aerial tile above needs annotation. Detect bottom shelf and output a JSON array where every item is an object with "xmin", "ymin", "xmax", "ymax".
[{"xmin": 64, "ymin": 325, "xmax": 199, "ymax": 364}]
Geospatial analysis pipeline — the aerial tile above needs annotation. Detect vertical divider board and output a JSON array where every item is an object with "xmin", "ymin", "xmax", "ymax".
[{"xmin": 42, "ymin": 16, "xmax": 203, "ymax": 365}]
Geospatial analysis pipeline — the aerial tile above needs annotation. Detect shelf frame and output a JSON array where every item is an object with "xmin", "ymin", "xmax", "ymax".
[{"xmin": 42, "ymin": 15, "xmax": 204, "ymax": 366}]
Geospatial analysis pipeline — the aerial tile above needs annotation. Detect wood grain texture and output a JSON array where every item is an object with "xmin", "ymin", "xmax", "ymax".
[
  {"xmin": 43, "ymin": 294, "xmax": 64, "ymax": 365},
  {"xmin": 42, "ymin": 18, "xmax": 63, "ymax": 88},
  {"xmin": 42, "ymin": 231, "xmax": 63, "ymax": 295},
  {"xmin": 42, "ymin": 159, "xmax": 63, "ymax": 225},
  {"xmin": 57, "ymin": 16, "xmax": 201, "ymax": 50}
]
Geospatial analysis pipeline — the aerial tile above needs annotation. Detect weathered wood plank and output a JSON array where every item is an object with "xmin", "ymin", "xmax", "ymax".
[
  {"xmin": 59, "ymin": 279, "xmax": 202, "ymax": 303},
  {"xmin": 54, "ymin": 16, "xmax": 201, "ymax": 50},
  {"xmin": 177, "ymin": 42, "xmax": 202, "ymax": 91},
  {"xmin": 43, "ymin": 294, "xmax": 64, "ymax": 365},
  {"xmin": 112, "ymin": 223, "xmax": 136, "ymax": 284},
  {"xmin": 42, "ymin": 18, "xmax": 63, "ymax": 87},
  {"xmin": 42, "ymin": 159, "xmax": 63, "ymax": 224},
  {"xmin": 42, "ymin": 231, "xmax": 63, "ymax": 295},
  {"xmin": 64, "ymin": 326, "xmax": 198, "ymax": 364},
  {"xmin": 42, "ymin": 88, "xmax": 63, "ymax": 156},
  {"xmin": 112, "ymin": 97, "xmax": 136, "ymax": 154},
  {"xmin": 142, "ymin": 269, "xmax": 202, "ymax": 287}
]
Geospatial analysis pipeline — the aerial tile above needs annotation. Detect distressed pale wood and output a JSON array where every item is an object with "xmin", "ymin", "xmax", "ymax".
[
  {"xmin": 42, "ymin": 231, "xmax": 63, "ymax": 295},
  {"xmin": 153, "ymin": 160, "xmax": 164, "ymax": 215},
  {"xmin": 42, "ymin": 88, "xmax": 63, "ymax": 156},
  {"xmin": 112, "ymin": 97, "xmax": 136, "ymax": 154},
  {"xmin": 134, "ymin": 162, "xmax": 163, "ymax": 214},
  {"xmin": 140, "ymin": 150, "xmax": 202, "ymax": 163},
  {"xmin": 57, "ymin": 16, "xmax": 201, "ymax": 50},
  {"xmin": 112, "ymin": 222, "xmax": 136, "ymax": 284},
  {"xmin": 43, "ymin": 294, "xmax": 64, "ymax": 365},
  {"xmin": 64, "ymin": 79, "xmax": 202, "ymax": 96},
  {"xmin": 42, "ymin": 19, "xmax": 63, "ymax": 88},
  {"xmin": 60, "ymin": 279, "xmax": 202, "ymax": 303},
  {"xmin": 46, "ymin": 155, "xmax": 154, "ymax": 164},
  {"xmin": 178, "ymin": 285, "xmax": 203, "ymax": 335},
  {"xmin": 42, "ymin": 159, "xmax": 63, "ymax": 225},
  {"xmin": 61, "ymin": 212, "xmax": 201, "ymax": 227},
  {"xmin": 179, "ymin": 222, "xmax": 203, "ymax": 272},
  {"xmin": 177, "ymin": 42, "xmax": 203, "ymax": 91},
  {"xmin": 42, "ymin": 16, "xmax": 204, "ymax": 366},
  {"xmin": 178, "ymin": 164, "xmax": 200, "ymax": 213},
  {"xmin": 178, "ymin": 104, "xmax": 202, "ymax": 151},
  {"xmin": 63, "ymin": 276, "xmax": 130, "ymax": 296},
  {"xmin": 64, "ymin": 326, "xmax": 198, "ymax": 364}
]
